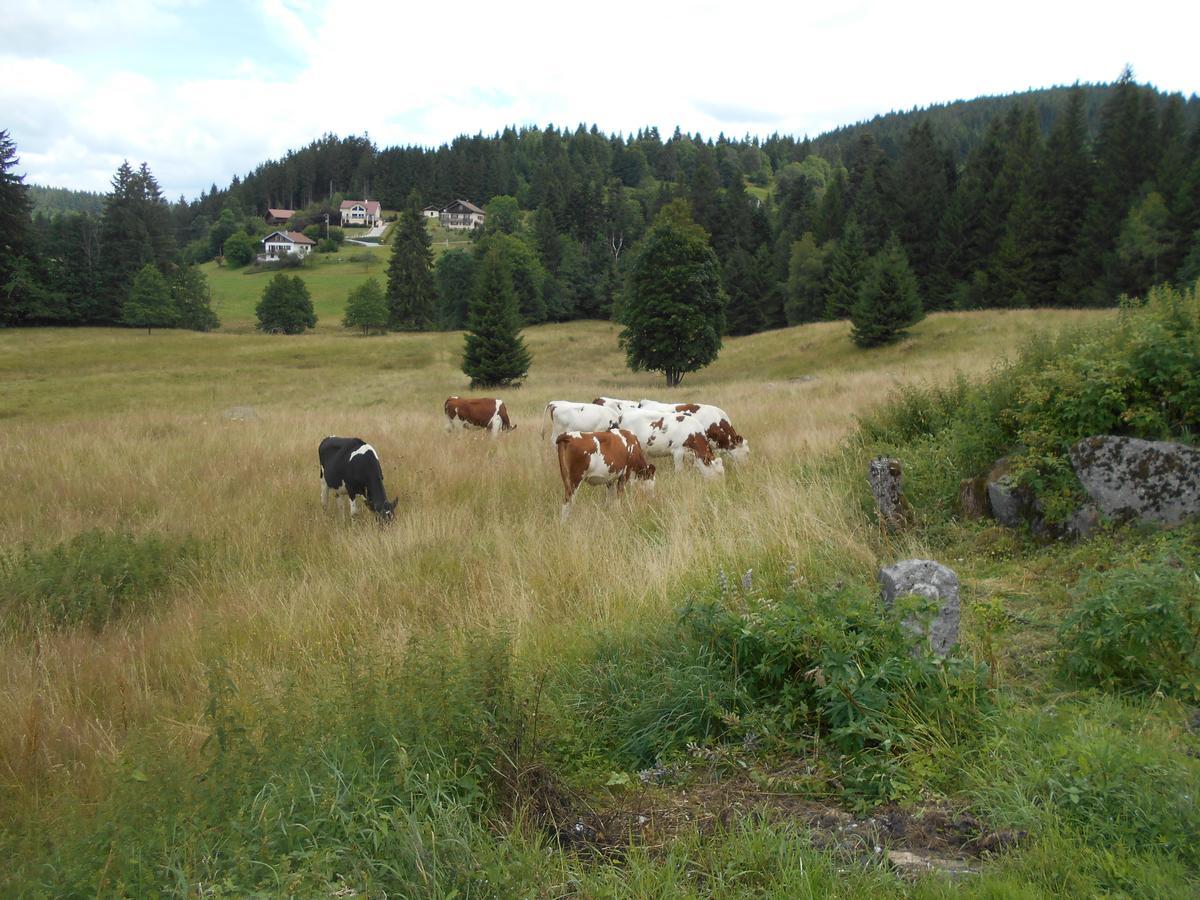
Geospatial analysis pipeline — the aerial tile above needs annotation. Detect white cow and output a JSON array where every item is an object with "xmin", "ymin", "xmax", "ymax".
[
  {"xmin": 618, "ymin": 408, "xmax": 724, "ymax": 477},
  {"xmin": 637, "ymin": 399, "xmax": 750, "ymax": 463},
  {"xmin": 592, "ymin": 396, "xmax": 642, "ymax": 416},
  {"xmin": 541, "ymin": 401, "xmax": 620, "ymax": 446}
]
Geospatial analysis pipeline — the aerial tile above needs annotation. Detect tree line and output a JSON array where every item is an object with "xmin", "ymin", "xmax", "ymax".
[{"xmin": 3, "ymin": 71, "xmax": 1198, "ymax": 336}]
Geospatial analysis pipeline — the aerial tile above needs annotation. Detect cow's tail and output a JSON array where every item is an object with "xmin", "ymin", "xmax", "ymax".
[{"xmin": 540, "ymin": 402, "xmax": 555, "ymax": 440}]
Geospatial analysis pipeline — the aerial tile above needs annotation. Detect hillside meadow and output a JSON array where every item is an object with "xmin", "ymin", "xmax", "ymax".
[{"xmin": 5, "ymin": 307, "xmax": 1199, "ymax": 896}]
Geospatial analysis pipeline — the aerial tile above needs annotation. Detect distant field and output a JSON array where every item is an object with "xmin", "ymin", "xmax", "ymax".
[{"xmin": 208, "ymin": 220, "xmax": 472, "ymax": 330}]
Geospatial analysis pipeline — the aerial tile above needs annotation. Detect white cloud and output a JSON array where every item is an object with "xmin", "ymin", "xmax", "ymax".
[{"xmin": 3, "ymin": 0, "xmax": 1198, "ymax": 197}]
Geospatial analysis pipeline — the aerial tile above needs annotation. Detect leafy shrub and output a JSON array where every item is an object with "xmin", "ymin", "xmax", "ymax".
[
  {"xmin": 316, "ymin": 237, "xmax": 338, "ymax": 253},
  {"xmin": 682, "ymin": 579, "xmax": 989, "ymax": 802},
  {"xmin": 0, "ymin": 530, "xmax": 201, "ymax": 631},
  {"xmin": 858, "ymin": 282, "xmax": 1200, "ymax": 523},
  {"xmin": 1059, "ymin": 554, "xmax": 1200, "ymax": 700}
]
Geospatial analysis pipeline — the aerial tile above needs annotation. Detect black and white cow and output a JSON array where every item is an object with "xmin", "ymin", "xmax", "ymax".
[{"xmin": 318, "ymin": 436, "xmax": 398, "ymax": 522}]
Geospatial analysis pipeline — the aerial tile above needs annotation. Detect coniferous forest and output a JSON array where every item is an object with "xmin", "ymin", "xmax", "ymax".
[{"xmin": 2, "ymin": 72, "xmax": 1198, "ymax": 332}]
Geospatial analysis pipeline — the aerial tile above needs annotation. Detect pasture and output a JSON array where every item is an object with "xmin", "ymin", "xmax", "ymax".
[{"xmin": 8, "ymin": 307, "xmax": 1195, "ymax": 896}]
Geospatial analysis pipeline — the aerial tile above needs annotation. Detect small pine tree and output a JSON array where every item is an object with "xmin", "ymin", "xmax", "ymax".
[
  {"xmin": 850, "ymin": 234, "xmax": 924, "ymax": 348},
  {"xmin": 824, "ymin": 217, "xmax": 866, "ymax": 319},
  {"xmin": 122, "ymin": 264, "xmax": 176, "ymax": 333},
  {"xmin": 171, "ymin": 265, "xmax": 219, "ymax": 331},
  {"xmin": 462, "ymin": 248, "xmax": 531, "ymax": 388},
  {"xmin": 256, "ymin": 273, "xmax": 316, "ymax": 334},
  {"xmin": 342, "ymin": 278, "xmax": 388, "ymax": 335}
]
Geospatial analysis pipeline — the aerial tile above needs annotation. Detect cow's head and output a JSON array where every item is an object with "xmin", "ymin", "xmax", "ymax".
[{"xmin": 373, "ymin": 496, "xmax": 399, "ymax": 523}]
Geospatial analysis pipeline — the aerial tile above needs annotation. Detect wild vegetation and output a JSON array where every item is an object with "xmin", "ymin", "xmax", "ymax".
[{"xmin": 2, "ymin": 299, "xmax": 1198, "ymax": 895}]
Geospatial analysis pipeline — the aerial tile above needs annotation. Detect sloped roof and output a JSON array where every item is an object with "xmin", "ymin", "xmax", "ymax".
[
  {"xmin": 445, "ymin": 199, "xmax": 484, "ymax": 215},
  {"xmin": 263, "ymin": 230, "xmax": 315, "ymax": 245},
  {"xmin": 339, "ymin": 200, "xmax": 381, "ymax": 213},
  {"xmin": 266, "ymin": 208, "xmax": 295, "ymax": 218}
]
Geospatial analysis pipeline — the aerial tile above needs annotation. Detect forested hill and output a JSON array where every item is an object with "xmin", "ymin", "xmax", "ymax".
[
  {"xmin": 27, "ymin": 184, "xmax": 105, "ymax": 217},
  {"xmin": 810, "ymin": 82, "xmax": 1199, "ymax": 164},
  {"xmin": 3, "ymin": 71, "xmax": 1198, "ymax": 334}
]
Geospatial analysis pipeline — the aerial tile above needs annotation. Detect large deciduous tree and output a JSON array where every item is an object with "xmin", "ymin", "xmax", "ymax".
[
  {"xmin": 256, "ymin": 273, "xmax": 316, "ymax": 334},
  {"xmin": 619, "ymin": 201, "xmax": 726, "ymax": 387},
  {"xmin": 462, "ymin": 248, "xmax": 531, "ymax": 388}
]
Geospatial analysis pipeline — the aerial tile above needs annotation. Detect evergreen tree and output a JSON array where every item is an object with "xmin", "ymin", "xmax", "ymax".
[
  {"xmin": 171, "ymin": 264, "xmax": 219, "ymax": 331},
  {"xmin": 434, "ymin": 249, "xmax": 476, "ymax": 330},
  {"xmin": 1039, "ymin": 88, "xmax": 1094, "ymax": 305},
  {"xmin": 813, "ymin": 168, "xmax": 848, "ymax": 244},
  {"xmin": 619, "ymin": 201, "xmax": 727, "ymax": 387},
  {"xmin": 97, "ymin": 161, "xmax": 153, "ymax": 323},
  {"xmin": 386, "ymin": 194, "xmax": 436, "ymax": 330},
  {"xmin": 0, "ymin": 129, "xmax": 33, "ymax": 324},
  {"xmin": 474, "ymin": 232, "xmax": 547, "ymax": 324},
  {"xmin": 462, "ymin": 248, "xmax": 531, "ymax": 388},
  {"xmin": 342, "ymin": 277, "xmax": 388, "ymax": 334},
  {"xmin": 122, "ymin": 263, "xmax": 176, "ymax": 333},
  {"xmin": 824, "ymin": 217, "xmax": 866, "ymax": 319},
  {"xmin": 1117, "ymin": 191, "xmax": 1172, "ymax": 287},
  {"xmin": 723, "ymin": 246, "xmax": 767, "ymax": 336},
  {"xmin": 532, "ymin": 206, "xmax": 562, "ymax": 274},
  {"xmin": 256, "ymin": 273, "xmax": 316, "ymax": 334},
  {"xmin": 894, "ymin": 120, "xmax": 953, "ymax": 292},
  {"xmin": 850, "ymin": 234, "xmax": 924, "ymax": 348},
  {"xmin": 784, "ymin": 232, "xmax": 829, "ymax": 324}
]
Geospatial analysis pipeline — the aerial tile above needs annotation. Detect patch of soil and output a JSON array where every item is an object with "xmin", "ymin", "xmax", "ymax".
[{"xmin": 503, "ymin": 761, "xmax": 1024, "ymax": 878}]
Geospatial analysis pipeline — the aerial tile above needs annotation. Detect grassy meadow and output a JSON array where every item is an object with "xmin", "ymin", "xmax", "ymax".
[{"xmin": 3, "ymin": 307, "xmax": 1198, "ymax": 896}]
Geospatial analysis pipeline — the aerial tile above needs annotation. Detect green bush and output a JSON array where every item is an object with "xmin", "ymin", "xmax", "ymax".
[
  {"xmin": 0, "ymin": 530, "xmax": 201, "ymax": 631},
  {"xmin": 1059, "ymin": 552, "xmax": 1200, "ymax": 700},
  {"xmin": 858, "ymin": 282, "xmax": 1200, "ymax": 524},
  {"xmin": 682, "ymin": 579, "xmax": 989, "ymax": 802}
]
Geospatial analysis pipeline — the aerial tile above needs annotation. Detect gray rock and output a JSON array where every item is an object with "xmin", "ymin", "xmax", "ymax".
[
  {"xmin": 880, "ymin": 559, "xmax": 960, "ymax": 657},
  {"xmin": 984, "ymin": 458, "xmax": 1035, "ymax": 528},
  {"xmin": 1065, "ymin": 503, "xmax": 1102, "ymax": 540},
  {"xmin": 222, "ymin": 405, "xmax": 257, "ymax": 421},
  {"xmin": 1070, "ymin": 435, "xmax": 1200, "ymax": 526},
  {"xmin": 869, "ymin": 457, "xmax": 908, "ymax": 530}
]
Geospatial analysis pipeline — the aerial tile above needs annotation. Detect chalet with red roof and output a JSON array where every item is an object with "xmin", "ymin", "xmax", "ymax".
[
  {"xmin": 265, "ymin": 208, "xmax": 295, "ymax": 225},
  {"xmin": 262, "ymin": 230, "xmax": 315, "ymax": 258},
  {"xmin": 339, "ymin": 199, "xmax": 383, "ymax": 227}
]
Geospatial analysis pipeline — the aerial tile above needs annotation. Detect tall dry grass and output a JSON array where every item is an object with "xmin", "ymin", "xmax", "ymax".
[{"xmin": 0, "ymin": 310, "xmax": 1106, "ymax": 814}]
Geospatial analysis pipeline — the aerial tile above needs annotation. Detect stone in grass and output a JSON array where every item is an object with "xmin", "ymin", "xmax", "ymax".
[
  {"xmin": 1070, "ymin": 435, "xmax": 1200, "ymax": 527},
  {"xmin": 868, "ymin": 456, "xmax": 908, "ymax": 530},
  {"xmin": 879, "ymin": 559, "xmax": 960, "ymax": 657}
]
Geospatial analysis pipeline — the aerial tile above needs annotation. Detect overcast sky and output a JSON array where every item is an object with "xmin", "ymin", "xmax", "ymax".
[{"xmin": 2, "ymin": 0, "xmax": 1197, "ymax": 200}]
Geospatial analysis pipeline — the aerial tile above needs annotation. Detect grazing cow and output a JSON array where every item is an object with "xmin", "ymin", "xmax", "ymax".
[
  {"xmin": 592, "ymin": 396, "xmax": 642, "ymax": 416},
  {"xmin": 541, "ymin": 401, "xmax": 620, "ymax": 446},
  {"xmin": 556, "ymin": 428, "xmax": 655, "ymax": 521},
  {"xmin": 637, "ymin": 399, "xmax": 749, "ymax": 463},
  {"xmin": 318, "ymin": 436, "xmax": 398, "ymax": 522},
  {"xmin": 444, "ymin": 396, "xmax": 516, "ymax": 437},
  {"xmin": 617, "ymin": 408, "xmax": 725, "ymax": 477}
]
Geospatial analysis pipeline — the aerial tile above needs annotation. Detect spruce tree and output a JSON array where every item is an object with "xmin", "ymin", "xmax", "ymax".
[
  {"xmin": 342, "ymin": 277, "xmax": 388, "ymax": 334},
  {"xmin": 0, "ymin": 130, "xmax": 33, "ymax": 325},
  {"xmin": 619, "ymin": 201, "xmax": 726, "ymax": 387},
  {"xmin": 97, "ymin": 161, "xmax": 153, "ymax": 323},
  {"xmin": 434, "ymin": 249, "xmax": 476, "ymax": 330},
  {"xmin": 462, "ymin": 248, "xmax": 531, "ymax": 388},
  {"xmin": 122, "ymin": 264, "xmax": 176, "ymax": 333},
  {"xmin": 850, "ymin": 234, "xmax": 924, "ymax": 348},
  {"xmin": 824, "ymin": 217, "xmax": 866, "ymax": 319},
  {"xmin": 784, "ymin": 232, "xmax": 828, "ymax": 325},
  {"xmin": 386, "ymin": 194, "xmax": 436, "ymax": 330}
]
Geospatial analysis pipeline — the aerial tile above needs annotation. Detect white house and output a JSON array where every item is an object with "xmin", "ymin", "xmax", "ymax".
[
  {"xmin": 262, "ymin": 231, "xmax": 315, "ymax": 258},
  {"xmin": 440, "ymin": 199, "xmax": 485, "ymax": 230},
  {"xmin": 422, "ymin": 204, "xmax": 442, "ymax": 219},
  {"xmin": 339, "ymin": 199, "xmax": 383, "ymax": 227}
]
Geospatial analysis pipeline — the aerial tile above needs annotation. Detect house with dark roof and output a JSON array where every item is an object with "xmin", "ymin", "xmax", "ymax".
[
  {"xmin": 262, "ymin": 230, "xmax": 315, "ymax": 258},
  {"xmin": 265, "ymin": 208, "xmax": 296, "ymax": 225},
  {"xmin": 339, "ymin": 199, "xmax": 383, "ymax": 228},
  {"xmin": 440, "ymin": 199, "xmax": 485, "ymax": 230},
  {"xmin": 422, "ymin": 204, "xmax": 442, "ymax": 219}
]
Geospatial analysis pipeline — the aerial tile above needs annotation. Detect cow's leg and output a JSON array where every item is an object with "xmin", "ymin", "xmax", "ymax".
[
  {"xmin": 673, "ymin": 448, "xmax": 687, "ymax": 472},
  {"xmin": 560, "ymin": 482, "xmax": 577, "ymax": 522},
  {"xmin": 321, "ymin": 479, "xmax": 329, "ymax": 511},
  {"xmin": 489, "ymin": 416, "xmax": 502, "ymax": 439},
  {"xmin": 444, "ymin": 415, "xmax": 454, "ymax": 434},
  {"xmin": 349, "ymin": 495, "xmax": 358, "ymax": 518}
]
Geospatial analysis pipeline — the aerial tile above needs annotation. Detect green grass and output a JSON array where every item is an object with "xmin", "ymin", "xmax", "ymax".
[{"xmin": 2, "ymin": 308, "xmax": 1196, "ymax": 896}]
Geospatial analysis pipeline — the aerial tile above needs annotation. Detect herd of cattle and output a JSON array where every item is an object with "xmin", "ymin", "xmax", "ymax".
[{"xmin": 319, "ymin": 395, "xmax": 749, "ymax": 522}]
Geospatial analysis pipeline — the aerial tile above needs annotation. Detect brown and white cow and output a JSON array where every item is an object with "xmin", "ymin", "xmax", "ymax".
[
  {"xmin": 444, "ymin": 396, "xmax": 516, "ymax": 438},
  {"xmin": 618, "ymin": 408, "xmax": 725, "ymax": 477},
  {"xmin": 592, "ymin": 396, "xmax": 641, "ymax": 416},
  {"xmin": 556, "ymin": 428, "xmax": 655, "ymax": 521},
  {"xmin": 637, "ymin": 399, "xmax": 749, "ymax": 463}
]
